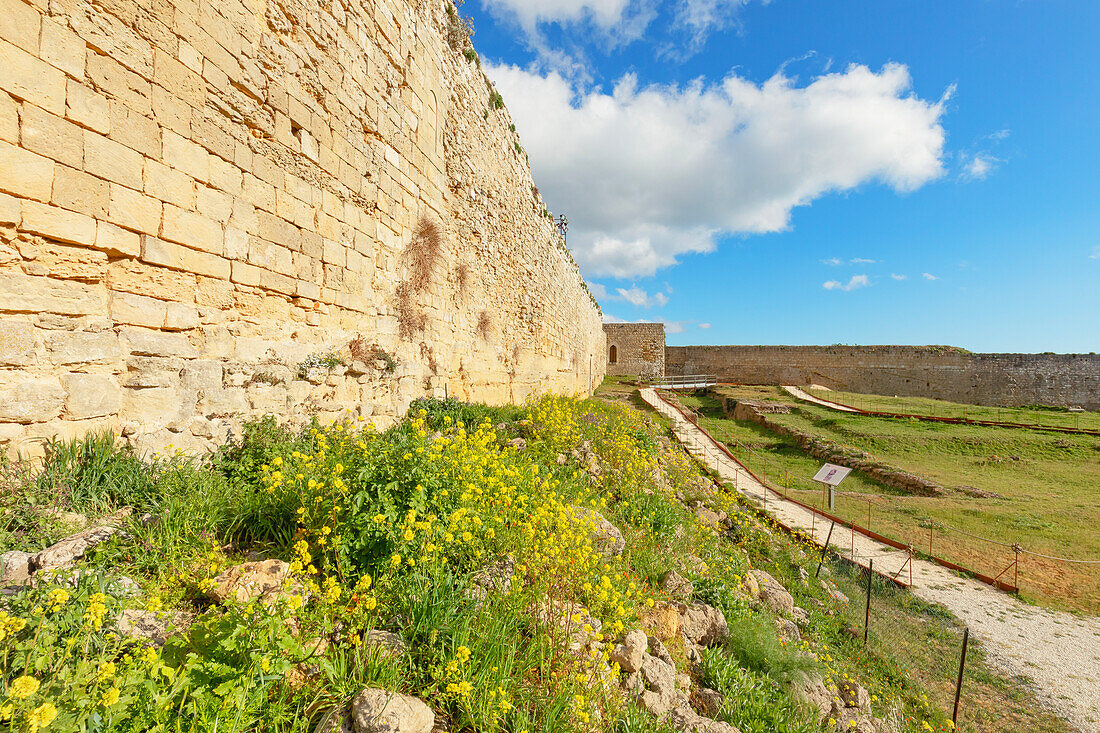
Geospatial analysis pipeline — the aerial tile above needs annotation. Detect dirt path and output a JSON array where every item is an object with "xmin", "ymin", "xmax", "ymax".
[
  {"xmin": 641, "ymin": 388, "xmax": 1100, "ymax": 733},
  {"xmin": 781, "ymin": 385, "xmax": 860, "ymax": 412}
]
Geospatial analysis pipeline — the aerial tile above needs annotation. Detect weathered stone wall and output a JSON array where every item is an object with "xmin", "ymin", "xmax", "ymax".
[
  {"xmin": 666, "ymin": 345, "xmax": 1100, "ymax": 410},
  {"xmin": 0, "ymin": 0, "xmax": 605, "ymax": 457},
  {"xmin": 604, "ymin": 323, "xmax": 664, "ymax": 378}
]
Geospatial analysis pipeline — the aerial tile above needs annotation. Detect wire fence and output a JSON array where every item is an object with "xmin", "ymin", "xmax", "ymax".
[
  {"xmin": 648, "ymin": 389, "xmax": 1002, "ymax": 730},
  {"xmin": 653, "ymin": 389, "xmax": 1100, "ymax": 610},
  {"xmin": 839, "ymin": 561, "xmax": 980, "ymax": 731}
]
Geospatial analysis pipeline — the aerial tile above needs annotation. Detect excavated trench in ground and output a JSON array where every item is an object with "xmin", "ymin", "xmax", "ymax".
[{"xmin": 641, "ymin": 388, "xmax": 1100, "ymax": 733}]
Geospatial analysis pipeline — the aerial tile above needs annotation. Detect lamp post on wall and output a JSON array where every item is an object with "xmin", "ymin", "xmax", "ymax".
[{"xmin": 556, "ymin": 214, "xmax": 568, "ymax": 244}]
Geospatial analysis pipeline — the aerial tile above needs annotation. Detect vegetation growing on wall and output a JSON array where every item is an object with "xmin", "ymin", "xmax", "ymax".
[
  {"xmin": 350, "ymin": 337, "xmax": 398, "ymax": 376},
  {"xmin": 445, "ymin": 2, "xmax": 474, "ymax": 52},
  {"xmin": 396, "ymin": 217, "xmax": 445, "ymax": 340}
]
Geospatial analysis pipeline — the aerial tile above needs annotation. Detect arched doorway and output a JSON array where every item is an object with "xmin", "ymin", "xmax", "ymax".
[{"xmin": 609, "ymin": 344, "xmax": 618, "ymax": 364}]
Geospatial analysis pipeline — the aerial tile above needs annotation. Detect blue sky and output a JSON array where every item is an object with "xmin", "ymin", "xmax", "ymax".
[{"xmin": 465, "ymin": 0, "xmax": 1099, "ymax": 352}]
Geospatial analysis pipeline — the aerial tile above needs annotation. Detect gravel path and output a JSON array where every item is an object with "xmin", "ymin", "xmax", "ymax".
[
  {"xmin": 781, "ymin": 385, "xmax": 860, "ymax": 412},
  {"xmin": 642, "ymin": 388, "xmax": 1100, "ymax": 732}
]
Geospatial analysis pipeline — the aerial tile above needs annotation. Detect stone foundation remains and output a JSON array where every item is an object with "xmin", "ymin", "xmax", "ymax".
[
  {"xmin": 0, "ymin": 0, "xmax": 605, "ymax": 457},
  {"xmin": 667, "ymin": 345, "xmax": 1100, "ymax": 410}
]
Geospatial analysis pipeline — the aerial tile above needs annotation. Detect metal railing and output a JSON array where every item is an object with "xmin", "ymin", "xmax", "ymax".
[{"xmin": 643, "ymin": 374, "xmax": 717, "ymax": 390}]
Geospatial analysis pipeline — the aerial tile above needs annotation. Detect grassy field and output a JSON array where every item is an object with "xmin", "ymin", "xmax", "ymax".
[
  {"xmin": 805, "ymin": 388, "xmax": 1100, "ymax": 432},
  {"xmin": 680, "ymin": 386, "xmax": 1100, "ymax": 613}
]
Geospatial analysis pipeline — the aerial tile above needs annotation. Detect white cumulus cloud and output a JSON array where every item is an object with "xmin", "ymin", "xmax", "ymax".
[
  {"xmin": 960, "ymin": 153, "xmax": 1000, "ymax": 181},
  {"xmin": 671, "ymin": 0, "xmax": 766, "ymax": 52},
  {"xmin": 922, "ymin": 272, "xmax": 938, "ymax": 280},
  {"xmin": 823, "ymin": 274, "xmax": 870, "ymax": 292},
  {"xmin": 489, "ymin": 62, "xmax": 950, "ymax": 278},
  {"xmin": 821, "ymin": 257, "xmax": 842, "ymax": 266},
  {"xmin": 614, "ymin": 285, "xmax": 669, "ymax": 308},
  {"xmin": 850, "ymin": 257, "xmax": 877, "ymax": 264},
  {"xmin": 698, "ymin": 322, "xmax": 712, "ymax": 329},
  {"xmin": 659, "ymin": 319, "xmax": 687, "ymax": 334},
  {"xmin": 480, "ymin": 0, "xmax": 635, "ymax": 31},
  {"xmin": 891, "ymin": 273, "xmax": 907, "ymax": 280}
]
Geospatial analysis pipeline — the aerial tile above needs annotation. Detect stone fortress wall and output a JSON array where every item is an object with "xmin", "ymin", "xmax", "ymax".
[
  {"xmin": 0, "ymin": 0, "xmax": 605, "ymax": 457},
  {"xmin": 666, "ymin": 345, "xmax": 1100, "ymax": 410},
  {"xmin": 603, "ymin": 322, "xmax": 664, "ymax": 379}
]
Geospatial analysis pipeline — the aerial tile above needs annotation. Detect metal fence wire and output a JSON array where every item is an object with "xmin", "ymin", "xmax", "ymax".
[
  {"xmin": 651, "ymin": 389, "xmax": 1100, "ymax": 610},
  {"xmin": 830, "ymin": 560, "xmax": 978, "ymax": 731},
  {"xmin": 648, "ymin": 389, "xmax": 992, "ymax": 729}
]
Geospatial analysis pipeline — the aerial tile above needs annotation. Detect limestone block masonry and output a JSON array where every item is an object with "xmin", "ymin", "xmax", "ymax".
[
  {"xmin": 666, "ymin": 346, "xmax": 1100, "ymax": 410},
  {"xmin": 0, "ymin": 0, "xmax": 605, "ymax": 457},
  {"xmin": 604, "ymin": 323, "xmax": 664, "ymax": 379}
]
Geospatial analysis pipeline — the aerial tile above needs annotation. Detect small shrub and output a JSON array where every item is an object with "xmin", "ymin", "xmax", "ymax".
[
  {"xmin": 408, "ymin": 397, "xmax": 523, "ymax": 432},
  {"xmin": 719, "ymin": 610, "xmax": 819, "ymax": 685},
  {"xmin": 446, "ymin": 4, "xmax": 474, "ymax": 52},
  {"xmin": 396, "ymin": 282, "xmax": 428, "ymax": 340},
  {"xmin": 463, "ymin": 48, "xmax": 477, "ymax": 63},
  {"xmin": 489, "ymin": 91, "xmax": 504, "ymax": 110},
  {"xmin": 0, "ymin": 574, "xmax": 310, "ymax": 732},
  {"xmin": 350, "ymin": 336, "xmax": 399, "ymax": 375},
  {"xmin": 213, "ymin": 416, "xmax": 306, "ymax": 493},
  {"xmin": 513, "ymin": 141, "xmax": 523, "ymax": 154},
  {"xmin": 406, "ymin": 217, "xmax": 443, "ymax": 293},
  {"xmin": 397, "ymin": 217, "xmax": 444, "ymax": 339},
  {"xmin": 297, "ymin": 351, "xmax": 342, "ymax": 379}
]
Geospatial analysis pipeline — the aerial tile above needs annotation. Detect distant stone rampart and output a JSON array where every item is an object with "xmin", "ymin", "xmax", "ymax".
[
  {"xmin": 666, "ymin": 345, "xmax": 1100, "ymax": 410},
  {"xmin": 0, "ymin": 0, "xmax": 604, "ymax": 457}
]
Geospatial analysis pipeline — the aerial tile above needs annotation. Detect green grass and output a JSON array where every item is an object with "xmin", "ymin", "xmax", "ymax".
[
  {"xmin": 805, "ymin": 388, "xmax": 1100, "ymax": 432},
  {"xmin": 0, "ymin": 390, "xmax": 1075, "ymax": 733},
  {"xmin": 699, "ymin": 386, "xmax": 1100, "ymax": 612}
]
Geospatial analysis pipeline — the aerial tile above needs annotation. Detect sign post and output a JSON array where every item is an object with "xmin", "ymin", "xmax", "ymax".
[{"xmin": 812, "ymin": 463, "xmax": 852, "ymax": 512}]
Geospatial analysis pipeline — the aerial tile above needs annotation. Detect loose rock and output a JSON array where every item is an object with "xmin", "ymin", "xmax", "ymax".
[
  {"xmin": 350, "ymin": 688, "xmax": 435, "ymax": 733},
  {"xmin": 750, "ymin": 569, "xmax": 794, "ymax": 615},
  {"xmin": 0, "ymin": 551, "xmax": 33, "ymax": 585},
  {"xmin": 838, "ymin": 679, "xmax": 871, "ymax": 710},
  {"xmin": 469, "ymin": 555, "xmax": 514, "ymax": 597},
  {"xmin": 667, "ymin": 704, "xmax": 741, "ymax": 733},
  {"xmin": 117, "ymin": 608, "xmax": 192, "ymax": 646},
  {"xmin": 661, "ymin": 570, "xmax": 694, "ymax": 599},
  {"xmin": 693, "ymin": 688, "xmax": 724, "ymax": 718},
  {"xmin": 678, "ymin": 603, "xmax": 729, "ymax": 647},
  {"xmin": 791, "ymin": 675, "xmax": 833, "ymax": 724},
  {"xmin": 366, "ymin": 630, "xmax": 407, "ymax": 657},
  {"xmin": 609, "ymin": 629, "xmax": 647, "ymax": 673},
  {"xmin": 31, "ymin": 525, "xmax": 122, "ymax": 573},
  {"xmin": 570, "ymin": 506, "xmax": 625, "ymax": 556},
  {"xmin": 622, "ymin": 653, "xmax": 678, "ymax": 715},
  {"xmin": 206, "ymin": 559, "xmax": 300, "ymax": 605},
  {"xmin": 692, "ymin": 503, "xmax": 727, "ymax": 529},
  {"xmin": 775, "ymin": 617, "xmax": 801, "ymax": 644}
]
